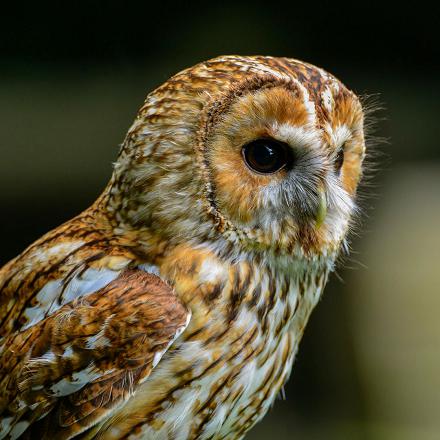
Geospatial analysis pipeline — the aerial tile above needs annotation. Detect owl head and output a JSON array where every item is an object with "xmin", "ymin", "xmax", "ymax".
[{"xmin": 107, "ymin": 56, "xmax": 365, "ymax": 261}]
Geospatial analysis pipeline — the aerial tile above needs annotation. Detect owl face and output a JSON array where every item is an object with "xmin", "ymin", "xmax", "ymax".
[{"xmin": 110, "ymin": 56, "xmax": 365, "ymax": 260}]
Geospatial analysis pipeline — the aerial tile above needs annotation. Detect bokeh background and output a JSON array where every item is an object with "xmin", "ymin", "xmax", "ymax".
[{"xmin": 1, "ymin": 2, "xmax": 439, "ymax": 439}]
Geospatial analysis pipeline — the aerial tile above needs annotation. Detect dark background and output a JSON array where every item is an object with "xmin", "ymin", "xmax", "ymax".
[{"xmin": 1, "ymin": 2, "xmax": 439, "ymax": 438}]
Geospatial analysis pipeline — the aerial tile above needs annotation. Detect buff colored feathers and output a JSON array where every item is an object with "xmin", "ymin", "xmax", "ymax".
[{"xmin": 0, "ymin": 55, "xmax": 366, "ymax": 439}]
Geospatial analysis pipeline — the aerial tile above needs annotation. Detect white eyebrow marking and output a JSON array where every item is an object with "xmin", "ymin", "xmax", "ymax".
[{"xmin": 273, "ymin": 122, "xmax": 322, "ymax": 151}]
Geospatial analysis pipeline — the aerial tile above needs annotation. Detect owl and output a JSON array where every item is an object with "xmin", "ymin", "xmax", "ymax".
[{"xmin": 0, "ymin": 55, "xmax": 366, "ymax": 439}]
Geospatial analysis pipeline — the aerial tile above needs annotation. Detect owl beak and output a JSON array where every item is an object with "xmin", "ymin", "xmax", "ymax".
[{"xmin": 315, "ymin": 187, "xmax": 327, "ymax": 228}]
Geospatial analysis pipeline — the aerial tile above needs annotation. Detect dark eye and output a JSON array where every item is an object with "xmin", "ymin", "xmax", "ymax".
[
  {"xmin": 334, "ymin": 145, "xmax": 345, "ymax": 174},
  {"xmin": 242, "ymin": 138, "xmax": 292, "ymax": 174}
]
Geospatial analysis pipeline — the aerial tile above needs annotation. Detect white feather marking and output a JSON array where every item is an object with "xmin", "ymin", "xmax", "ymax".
[
  {"xmin": 39, "ymin": 350, "xmax": 56, "ymax": 362},
  {"xmin": 152, "ymin": 351, "xmax": 165, "ymax": 369},
  {"xmin": 21, "ymin": 268, "xmax": 121, "ymax": 331},
  {"xmin": 140, "ymin": 311, "xmax": 191, "ymax": 382},
  {"xmin": 85, "ymin": 332, "xmax": 111, "ymax": 350},
  {"xmin": 0, "ymin": 416, "xmax": 14, "ymax": 439},
  {"xmin": 21, "ymin": 280, "xmax": 63, "ymax": 330},
  {"xmin": 63, "ymin": 346, "xmax": 74, "ymax": 358},
  {"xmin": 321, "ymin": 86, "xmax": 334, "ymax": 112},
  {"xmin": 203, "ymin": 405, "xmax": 227, "ymax": 437},
  {"xmin": 274, "ymin": 122, "xmax": 321, "ymax": 150},
  {"xmin": 50, "ymin": 365, "xmax": 113, "ymax": 397},
  {"xmin": 38, "ymin": 241, "xmax": 84, "ymax": 260},
  {"xmin": 61, "ymin": 268, "xmax": 120, "ymax": 304},
  {"xmin": 198, "ymin": 258, "xmax": 225, "ymax": 284},
  {"xmin": 9, "ymin": 421, "xmax": 29, "ymax": 440},
  {"xmin": 331, "ymin": 124, "xmax": 352, "ymax": 149},
  {"xmin": 138, "ymin": 263, "xmax": 160, "ymax": 276}
]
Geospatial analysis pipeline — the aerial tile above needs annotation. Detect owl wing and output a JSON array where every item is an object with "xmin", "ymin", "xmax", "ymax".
[{"xmin": 0, "ymin": 269, "xmax": 191, "ymax": 439}]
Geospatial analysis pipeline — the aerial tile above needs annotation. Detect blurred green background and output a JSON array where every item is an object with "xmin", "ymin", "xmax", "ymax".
[{"xmin": 1, "ymin": 2, "xmax": 439, "ymax": 439}]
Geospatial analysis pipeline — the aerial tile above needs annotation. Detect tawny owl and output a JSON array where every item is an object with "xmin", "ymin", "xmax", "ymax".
[{"xmin": 0, "ymin": 55, "xmax": 366, "ymax": 439}]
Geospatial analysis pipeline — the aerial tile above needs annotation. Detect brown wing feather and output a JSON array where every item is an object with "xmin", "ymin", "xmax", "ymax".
[{"xmin": 0, "ymin": 269, "xmax": 190, "ymax": 439}]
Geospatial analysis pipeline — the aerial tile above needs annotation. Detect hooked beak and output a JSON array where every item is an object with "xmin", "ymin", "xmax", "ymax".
[{"xmin": 315, "ymin": 186, "xmax": 327, "ymax": 228}]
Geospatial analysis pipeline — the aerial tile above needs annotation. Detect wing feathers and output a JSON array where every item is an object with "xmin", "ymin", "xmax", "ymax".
[{"xmin": 0, "ymin": 269, "xmax": 190, "ymax": 439}]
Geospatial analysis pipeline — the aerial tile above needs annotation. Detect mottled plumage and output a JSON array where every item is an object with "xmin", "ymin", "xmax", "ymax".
[{"xmin": 0, "ymin": 55, "xmax": 366, "ymax": 439}]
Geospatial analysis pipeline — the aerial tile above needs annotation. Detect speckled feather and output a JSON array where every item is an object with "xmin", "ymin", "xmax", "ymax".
[{"xmin": 0, "ymin": 55, "xmax": 366, "ymax": 439}]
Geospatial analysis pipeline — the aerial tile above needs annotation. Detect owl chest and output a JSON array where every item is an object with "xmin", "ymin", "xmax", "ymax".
[
  {"xmin": 123, "ymin": 331, "xmax": 295, "ymax": 440},
  {"xmin": 120, "ymin": 267, "xmax": 324, "ymax": 439}
]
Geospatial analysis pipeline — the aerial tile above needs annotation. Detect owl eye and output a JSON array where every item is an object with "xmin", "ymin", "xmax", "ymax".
[
  {"xmin": 334, "ymin": 145, "xmax": 345, "ymax": 174},
  {"xmin": 242, "ymin": 138, "xmax": 292, "ymax": 174}
]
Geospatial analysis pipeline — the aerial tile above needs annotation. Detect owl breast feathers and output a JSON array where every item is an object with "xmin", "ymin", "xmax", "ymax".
[{"xmin": 0, "ymin": 55, "xmax": 366, "ymax": 439}]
